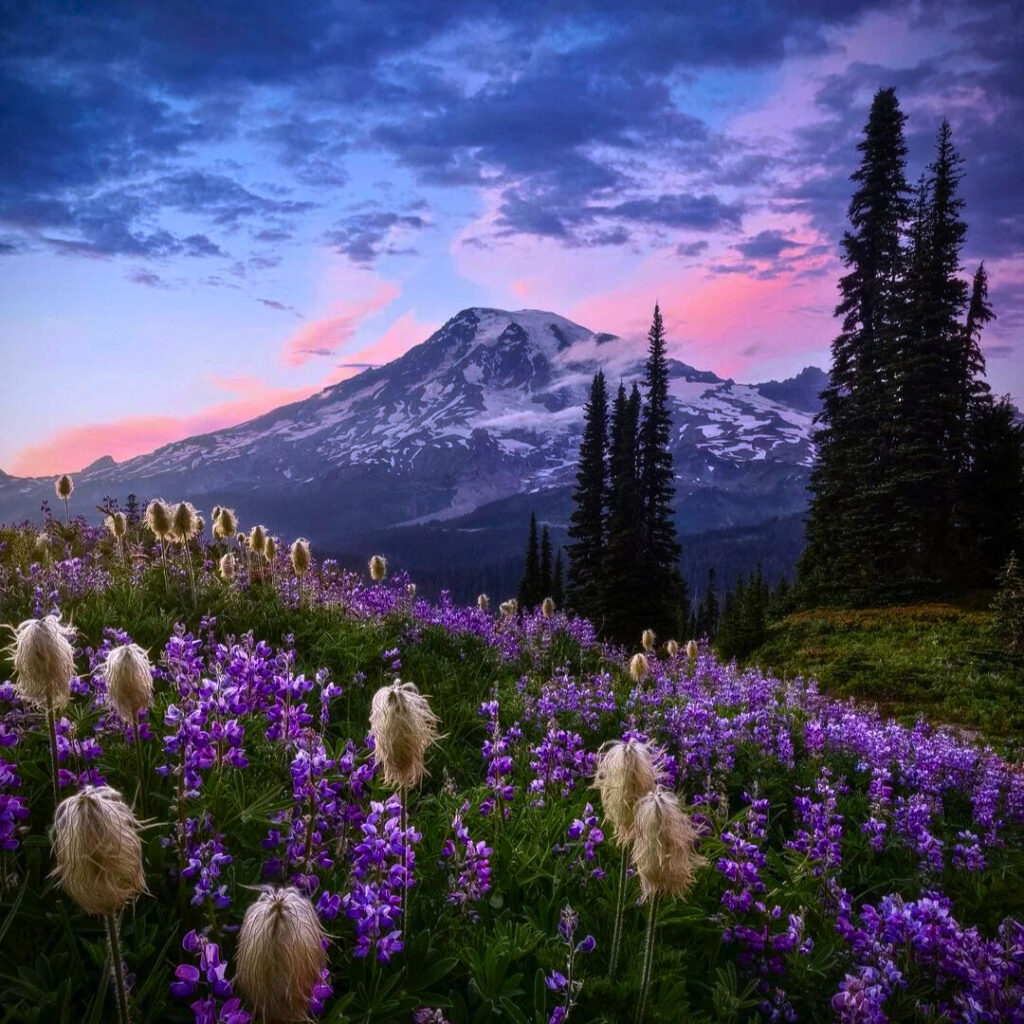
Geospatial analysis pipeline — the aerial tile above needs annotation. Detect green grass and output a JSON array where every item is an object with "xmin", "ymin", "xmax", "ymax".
[{"xmin": 744, "ymin": 602, "xmax": 1024, "ymax": 744}]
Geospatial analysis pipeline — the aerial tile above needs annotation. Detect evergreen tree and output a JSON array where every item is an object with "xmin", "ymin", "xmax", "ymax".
[
  {"xmin": 963, "ymin": 262, "xmax": 994, "ymax": 415},
  {"xmin": 893, "ymin": 120, "xmax": 969, "ymax": 594},
  {"xmin": 694, "ymin": 569, "xmax": 720, "ymax": 640},
  {"xmin": 637, "ymin": 304, "xmax": 683, "ymax": 635},
  {"xmin": 604, "ymin": 383, "xmax": 645, "ymax": 641},
  {"xmin": 517, "ymin": 512, "xmax": 541, "ymax": 609},
  {"xmin": 566, "ymin": 372, "xmax": 609, "ymax": 621},
  {"xmin": 992, "ymin": 552, "xmax": 1024, "ymax": 657},
  {"xmin": 801, "ymin": 87, "xmax": 912, "ymax": 604},
  {"xmin": 125, "ymin": 493, "xmax": 141, "ymax": 528},
  {"xmin": 553, "ymin": 551, "xmax": 565, "ymax": 610},
  {"xmin": 540, "ymin": 526, "xmax": 553, "ymax": 598}
]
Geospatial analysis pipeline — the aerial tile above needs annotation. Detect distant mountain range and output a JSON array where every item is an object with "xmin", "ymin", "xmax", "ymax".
[{"xmin": 0, "ymin": 308, "xmax": 826, "ymax": 598}]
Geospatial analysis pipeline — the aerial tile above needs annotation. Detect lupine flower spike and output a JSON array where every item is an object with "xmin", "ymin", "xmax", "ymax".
[
  {"xmin": 51, "ymin": 786, "xmax": 146, "ymax": 1024},
  {"xmin": 631, "ymin": 788, "xmax": 705, "ymax": 1023},
  {"xmin": 9, "ymin": 614, "xmax": 75, "ymax": 804},
  {"xmin": 55, "ymin": 473, "xmax": 73, "ymax": 523},
  {"xmin": 594, "ymin": 740, "xmax": 659, "ymax": 979},
  {"xmin": 236, "ymin": 887, "xmax": 327, "ymax": 1024}
]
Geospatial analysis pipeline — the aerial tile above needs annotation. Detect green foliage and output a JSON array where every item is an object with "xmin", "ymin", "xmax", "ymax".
[{"xmin": 992, "ymin": 552, "xmax": 1024, "ymax": 657}]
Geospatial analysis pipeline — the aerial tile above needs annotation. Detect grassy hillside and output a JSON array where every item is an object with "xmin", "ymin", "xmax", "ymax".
[{"xmin": 744, "ymin": 603, "xmax": 1024, "ymax": 744}]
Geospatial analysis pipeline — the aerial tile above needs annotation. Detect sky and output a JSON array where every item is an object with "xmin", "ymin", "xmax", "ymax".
[{"xmin": 1, "ymin": 0, "xmax": 1022, "ymax": 476}]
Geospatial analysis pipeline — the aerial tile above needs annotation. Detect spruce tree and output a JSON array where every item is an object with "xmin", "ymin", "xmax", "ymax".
[
  {"xmin": 540, "ymin": 526, "xmax": 553, "ymax": 598},
  {"xmin": 801, "ymin": 87, "xmax": 911, "ymax": 604},
  {"xmin": 518, "ymin": 512, "xmax": 541, "ymax": 609},
  {"xmin": 694, "ymin": 569, "xmax": 720, "ymax": 639},
  {"xmin": 567, "ymin": 372, "xmax": 609, "ymax": 622},
  {"xmin": 604, "ymin": 383, "xmax": 645, "ymax": 641},
  {"xmin": 638, "ymin": 303, "xmax": 683, "ymax": 636}
]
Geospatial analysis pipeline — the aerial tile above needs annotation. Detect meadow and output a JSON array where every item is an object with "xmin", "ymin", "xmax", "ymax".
[{"xmin": 1, "ymin": 506, "xmax": 1023, "ymax": 1023}]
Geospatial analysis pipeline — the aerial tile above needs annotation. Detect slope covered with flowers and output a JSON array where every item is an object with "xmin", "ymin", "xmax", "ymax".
[{"xmin": 1, "ymin": 511, "xmax": 1023, "ymax": 1023}]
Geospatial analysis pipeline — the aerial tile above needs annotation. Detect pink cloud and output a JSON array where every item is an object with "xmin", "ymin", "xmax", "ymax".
[
  {"xmin": 8, "ymin": 374, "xmax": 361, "ymax": 477},
  {"xmin": 281, "ymin": 281, "xmax": 400, "ymax": 366},
  {"xmin": 340, "ymin": 311, "xmax": 439, "ymax": 368}
]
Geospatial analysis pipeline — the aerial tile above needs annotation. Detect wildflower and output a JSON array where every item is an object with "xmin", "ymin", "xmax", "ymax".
[
  {"xmin": 170, "ymin": 502, "xmax": 200, "ymax": 542},
  {"xmin": 290, "ymin": 538, "xmax": 311, "ymax": 577},
  {"xmin": 542, "ymin": 597, "xmax": 556, "ymax": 617},
  {"xmin": 629, "ymin": 653, "xmax": 649, "ymax": 682},
  {"xmin": 632, "ymin": 787, "xmax": 704, "ymax": 901},
  {"xmin": 685, "ymin": 640, "xmax": 699, "ymax": 660},
  {"xmin": 220, "ymin": 553, "xmax": 237, "ymax": 581},
  {"xmin": 407, "ymin": 583, "xmax": 417, "ymax": 597},
  {"xmin": 478, "ymin": 594, "xmax": 490, "ymax": 611},
  {"xmin": 102, "ymin": 643, "xmax": 154, "ymax": 723},
  {"xmin": 664, "ymin": 640, "xmax": 679, "ymax": 658},
  {"xmin": 145, "ymin": 499, "xmax": 173, "ymax": 541},
  {"xmin": 105, "ymin": 512, "xmax": 127, "ymax": 539},
  {"xmin": 249, "ymin": 525, "xmax": 267, "ymax": 556},
  {"xmin": 51, "ymin": 785, "xmax": 146, "ymax": 915},
  {"xmin": 236, "ymin": 886, "xmax": 326, "ymax": 1023},
  {"xmin": 641, "ymin": 629, "xmax": 655, "ymax": 651},
  {"xmin": 593, "ymin": 740, "xmax": 659, "ymax": 845},
  {"xmin": 264, "ymin": 536, "xmax": 277, "ymax": 562},
  {"xmin": 9, "ymin": 614, "xmax": 75, "ymax": 709},
  {"xmin": 499, "ymin": 598, "xmax": 518, "ymax": 617},
  {"xmin": 369, "ymin": 554, "xmax": 387, "ymax": 582},
  {"xmin": 368, "ymin": 681, "xmax": 439, "ymax": 788},
  {"xmin": 55, "ymin": 474, "xmax": 73, "ymax": 499},
  {"xmin": 214, "ymin": 507, "xmax": 238, "ymax": 540}
]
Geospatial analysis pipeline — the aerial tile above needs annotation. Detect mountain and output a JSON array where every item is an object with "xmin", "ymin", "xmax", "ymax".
[{"xmin": 0, "ymin": 307, "xmax": 822, "ymax": 598}]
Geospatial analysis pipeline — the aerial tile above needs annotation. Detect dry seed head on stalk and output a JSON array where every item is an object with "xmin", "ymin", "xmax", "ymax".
[
  {"xmin": 541, "ymin": 597, "xmax": 555, "ymax": 618},
  {"xmin": 368, "ymin": 680, "xmax": 439, "ymax": 788},
  {"xmin": 219, "ymin": 553, "xmax": 237, "ymax": 581},
  {"xmin": 55, "ymin": 474, "xmax": 74, "ymax": 499},
  {"xmin": 170, "ymin": 501, "xmax": 199, "ymax": 542},
  {"xmin": 9, "ymin": 614, "xmax": 76, "ymax": 709},
  {"xmin": 593, "ymin": 740, "xmax": 659, "ymax": 845},
  {"xmin": 477, "ymin": 593, "xmax": 490, "ymax": 611},
  {"xmin": 369, "ymin": 554, "xmax": 387, "ymax": 582},
  {"xmin": 629, "ymin": 652, "xmax": 650, "ymax": 682},
  {"xmin": 686, "ymin": 639, "xmax": 699, "ymax": 660},
  {"xmin": 664, "ymin": 639, "xmax": 679, "ymax": 658},
  {"xmin": 641, "ymin": 629, "xmax": 656, "ymax": 651},
  {"xmin": 631, "ymin": 787, "xmax": 705, "ymax": 901},
  {"xmin": 407, "ymin": 583, "xmax": 416, "ymax": 597},
  {"xmin": 499, "ymin": 598, "xmax": 517, "ymax": 617},
  {"xmin": 236, "ymin": 886, "xmax": 326, "ymax": 1024},
  {"xmin": 34, "ymin": 532, "xmax": 50, "ymax": 558},
  {"xmin": 146, "ymin": 499, "xmax": 172, "ymax": 540},
  {"xmin": 264, "ymin": 536, "xmax": 277, "ymax": 562},
  {"xmin": 290, "ymin": 538, "xmax": 310, "ymax": 577},
  {"xmin": 51, "ymin": 785, "xmax": 146, "ymax": 915},
  {"xmin": 249, "ymin": 524, "xmax": 267, "ymax": 555},
  {"xmin": 212, "ymin": 505, "xmax": 222, "ymax": 521},
  {"xmin": 102, "ymin": 643, "xmax": 154, "ymax": 722},
  {"xmin": 105, "ymin": 512, "xmax": 127, "ymax": 539},
  {"xmin": 214, "ymin": 507, "xmax": 238, "ymax": 540}
]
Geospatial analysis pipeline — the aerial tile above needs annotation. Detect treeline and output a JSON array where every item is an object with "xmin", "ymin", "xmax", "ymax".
[
  {"xmin": 800, "ymin": 88, "xmax": 1024, "ymax": 605},
  {"xmin": 516, "ymin": 512, "xmax": 564, "ymax": 609}
]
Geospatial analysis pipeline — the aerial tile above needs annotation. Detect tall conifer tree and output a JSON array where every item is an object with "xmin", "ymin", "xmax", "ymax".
[
  {"xmin": 567, "ymin": 372, "xmax": 609, "ymax": 621},
  {"xmin": 638, "ymin": 304, "xmax": 683, "ymax": 635},
  {"xmin": 518, "ymin": 512, "xmax": 541, "ymax": 609},
  {"xmin": 540, "ymin": 526, "xmax": 553, "ymax": 597},
  {"xmin": 801, "ymin": 87, "xmax": 911, "ymax": 603}
]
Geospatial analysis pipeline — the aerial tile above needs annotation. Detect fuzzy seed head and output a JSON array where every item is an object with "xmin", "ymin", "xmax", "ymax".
[
  {"xmin": 477, "ymin": 593, "xmax": 490, "ymax": 611},
  {"xmin": 170, "ymin": 501, "xmax": 199, "ymax": 542},
  {"xmin": 212, "ymin": 505, "xmax": 222, "ymax": 521},
  {"xmin": 499, "ymin": 598, "xmax": 517, "ymax": 617},
  {"xmin": 145, "ymin": 499, "xmax": 172, "ymax": 540},
  {"xmin": 34, "ymin": 532, "xmax": 50, "ymax": 558},
  {"xmin": 9, "ymin": 614, "xmax": 76, "ymax": 709},
  {"xmin": 686, "ymin": 640, "xmax": 699, "ymax": 660},
  {"xmin": 665, "ymin": 639, "xmax": 679, "ymax": 658},
  {"xmin": 236, "ymin": 886, "xmax": 326, "ymax": 1024},
  {"xmin": 631, "ymin": 787, "xmax": 705, "ymax": 901},
  {"xmin": 249, "ymin": 524, "xmax": 266, "ymax": 555},
  {"xmin": 214, "ymin": 507, "xmax": 238, "ymax": 540},
  {"xmin": 264, "ymin": 536, "xmax": 277, "ymax": 562},
  {"xmin": 593, "ymin": 740, "xmax": 659, "ymax": 845},
  {"xmin": 290, "ymin": 538, "xmax": 310, "ymax": 577},
  {"xmin": 629, "ymin": 652, "xmax": 650, "ymax": 681},
  {"xmin": 368, "ymin": 680, "xmax": 439, "ymax": 788},
  {"xmin": 407, "ymin": 583, "xmax": 416, "ymax": 597},
  {"xmin": 55, "ymin": 474, "xmax": 73, "ymax": 499},
  {"xmin": 541, "ymin": 597, "xmax": 555, "ymax": 618},
  {"xmin": 369, "ymin": 554, "xmax": 387, "ymax": 582},
  {"xmin": 51, "ymin": 786, "xmax": 145, "ymax": 915},
  {"xmin": 102, "ymin": 643, "xmax": 154, "ymax": 722},
  {"xmin": 219, "ymin": 552, "xmax": 237, "ymax": 581},
  {"xmin": 641, "ymin": 629, "xmax": 656, "ymax": 651},
  {"xmin": 105, "ymin": 512, "xmax": 127, "ymax": 539}
]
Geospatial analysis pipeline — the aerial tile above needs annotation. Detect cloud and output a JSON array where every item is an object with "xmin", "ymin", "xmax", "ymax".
[
  {"xmin": 734, "ymin": 229, "xmax": 803, "ymax": 259},
  {"xmin": 280, "ymin": 280, "xmax": 401, "ymax": 366},
  {"xmin": 323, "ymin": 210, "xmax": 427, "ymax": 264}
]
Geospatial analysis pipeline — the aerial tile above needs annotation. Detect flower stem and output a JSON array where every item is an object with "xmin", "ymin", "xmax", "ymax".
[
  {"xmin": 608, "ymin": 844, "xmax": 629, "ymax": 979},
  {"xmin": 105, "ymin": 913, "xmax": 131, "ymax": 1024},
  {"xmin": 46, "ymin": 697, "xmax": 60, "ymax": 805},
  {"xmin": 635, "ymin": 895, "xmax": 660, "ymax": 1024},
  {"xmin": 132, "ymin": 716, "xmax": 146, "ymax": 815}
]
